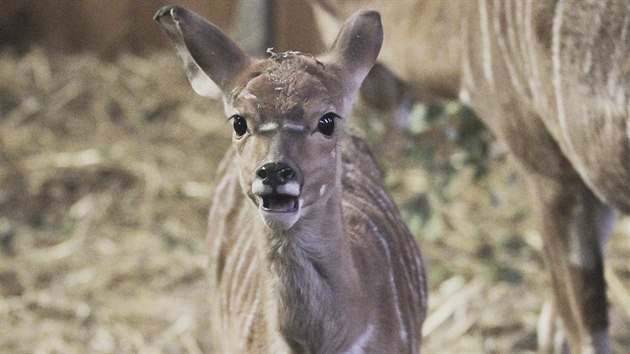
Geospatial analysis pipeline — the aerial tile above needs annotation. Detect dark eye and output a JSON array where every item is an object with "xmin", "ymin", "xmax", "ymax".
[
  {"xmin": 231, "ymin": 114, "xmax": 248, "ymax": 137},
  {"xmin": 318, "ymin": 112, "xmax": 337, "ymax": 136}
]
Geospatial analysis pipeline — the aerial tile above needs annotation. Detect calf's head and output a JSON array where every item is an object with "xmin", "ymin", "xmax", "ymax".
[{"xmin": 155, "ymin": 6, "xmax": 382, "ymax": 230}]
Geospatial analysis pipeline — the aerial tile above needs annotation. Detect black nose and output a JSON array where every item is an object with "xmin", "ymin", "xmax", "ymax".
[{"xmin": 256, "ymin": 162, "xmax": 296, "ymax": 186}]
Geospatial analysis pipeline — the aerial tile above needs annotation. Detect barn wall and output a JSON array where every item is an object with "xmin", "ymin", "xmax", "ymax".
[{"xmin": 0, "ymin": 0, "xmax": 323, "ymax": 57}]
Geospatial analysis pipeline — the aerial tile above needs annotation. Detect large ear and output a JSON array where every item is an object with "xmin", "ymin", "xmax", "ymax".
[
  {"xmin": 321, "ymin": 10, "xmax": 383, "ymax": 94},
  {"xmin": 154, "ymin": 6, "xmax": 252, "ymax": 97}
]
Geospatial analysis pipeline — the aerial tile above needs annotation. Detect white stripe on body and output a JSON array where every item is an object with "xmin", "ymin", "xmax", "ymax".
[
  {"xmin": 343, "ymin": 324, "xmax": 375, "ymax": 354},
  {"xmin": 479, "ymin": 0, "xmax": 496, "ymax": 88},
  {"xmin": 343, "ymin": 201, "xmax": 408, "ymax": 345}
]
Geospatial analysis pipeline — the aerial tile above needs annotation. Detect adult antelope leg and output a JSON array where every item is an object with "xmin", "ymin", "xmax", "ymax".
[{"xmin": 526, "ymin": 172, "xmax": 616, "ymax": 354}]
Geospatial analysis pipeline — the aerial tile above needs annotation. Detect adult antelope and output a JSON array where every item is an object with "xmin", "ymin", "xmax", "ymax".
[
  {"xmin": 155, "ymin": 6, "xmax": 427, "ymax": 353},
  {"xmin": 313, "ymin": 0, "xmax": 629, "ymax": 353}
]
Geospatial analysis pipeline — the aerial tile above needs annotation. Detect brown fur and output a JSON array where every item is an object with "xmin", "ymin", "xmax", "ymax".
[
  {"xmin": 156, "ymin": 6, "xmax": 426, "ymax": 353},
  {"xmin": 313, "ymin": 1, "xmax": 629, "ymax": 353}
]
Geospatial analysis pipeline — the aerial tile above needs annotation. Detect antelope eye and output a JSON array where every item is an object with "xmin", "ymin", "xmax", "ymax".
[
  {"xmin": 318, "ymin": 112, "xmax": 337, "ymax": 136},
  {"xmin": 231, "ymin": 114, "xmax": 248, "ymax": 137}
]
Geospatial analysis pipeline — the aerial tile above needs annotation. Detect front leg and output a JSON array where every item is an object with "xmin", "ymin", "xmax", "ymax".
[{"xmin": 526, "ymin": 171, "xmax": 616, "ymax": 354}]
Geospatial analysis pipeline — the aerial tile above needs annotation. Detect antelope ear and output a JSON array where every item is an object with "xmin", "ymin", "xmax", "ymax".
[
  {"xmin": 154, "ymin": 6, "xmax": 252, "ymax": 97},
  {"xmin": 322, "ymin": 10, "xmax": 383, "ymax": 94}
]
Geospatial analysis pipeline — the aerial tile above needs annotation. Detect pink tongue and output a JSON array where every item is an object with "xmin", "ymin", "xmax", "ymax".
[{"xmin": 263, "ymin": 195, "xmax": 297, "ymax": 212}]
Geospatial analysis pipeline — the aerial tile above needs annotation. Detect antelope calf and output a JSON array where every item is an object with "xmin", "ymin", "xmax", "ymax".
[
  {"xmin": 314, "ymin": 1, "xmax": 629, "ymax": 353},
  {"xmin": 155, "ymin": 6, "xmax": 426, "ymax": 353}
]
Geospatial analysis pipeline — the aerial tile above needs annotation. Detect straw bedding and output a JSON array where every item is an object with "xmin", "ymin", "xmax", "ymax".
[{"xmin": 1, "ymin": 48, "xmax": 628, "ymax": 353}]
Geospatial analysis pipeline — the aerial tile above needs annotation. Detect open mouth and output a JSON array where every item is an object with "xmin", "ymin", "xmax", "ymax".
[{"xmin": 261, "ymin": 193, "xmax": 299, "ymax": 213}]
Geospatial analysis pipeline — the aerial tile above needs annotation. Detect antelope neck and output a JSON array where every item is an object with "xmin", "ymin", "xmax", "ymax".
[{"xmin": 264, "ymin": 183, "xmax": 368, "ymax": 350}]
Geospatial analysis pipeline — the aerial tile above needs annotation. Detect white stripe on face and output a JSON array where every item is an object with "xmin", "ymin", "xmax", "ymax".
[
  {"xmin": 258, "ymin": 122, "xmax": 280, "ymax": 133},
  {"xmin": 282, "ymin": 122, "xmax": 307, "ymax": 132},
  {"xmin": 257, "ymin": 121, "xmax": 307, "ymax": 134}
]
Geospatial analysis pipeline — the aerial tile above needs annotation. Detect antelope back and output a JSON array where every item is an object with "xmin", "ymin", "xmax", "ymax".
[
  {"xmin": 459, "ymin": 0, "xmax": 630, "ymax": 212},
  {"xmin": 313, "ymin": 0, "xmax": 464, "ymax": 99},
  {"xmin": 314, "ymin": 0, "xmax": 630, "ymax": 212}
]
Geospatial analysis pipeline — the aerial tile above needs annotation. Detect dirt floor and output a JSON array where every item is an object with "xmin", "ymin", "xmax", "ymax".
[{"xmin": 1, "ymin": 48, "xmax": 628, "ymax": 353}]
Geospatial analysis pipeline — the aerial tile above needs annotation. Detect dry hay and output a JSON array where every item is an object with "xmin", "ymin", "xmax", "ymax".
[{"xmin": 0, "ymin": 48, "xmax": 628, "ymax": 353}]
